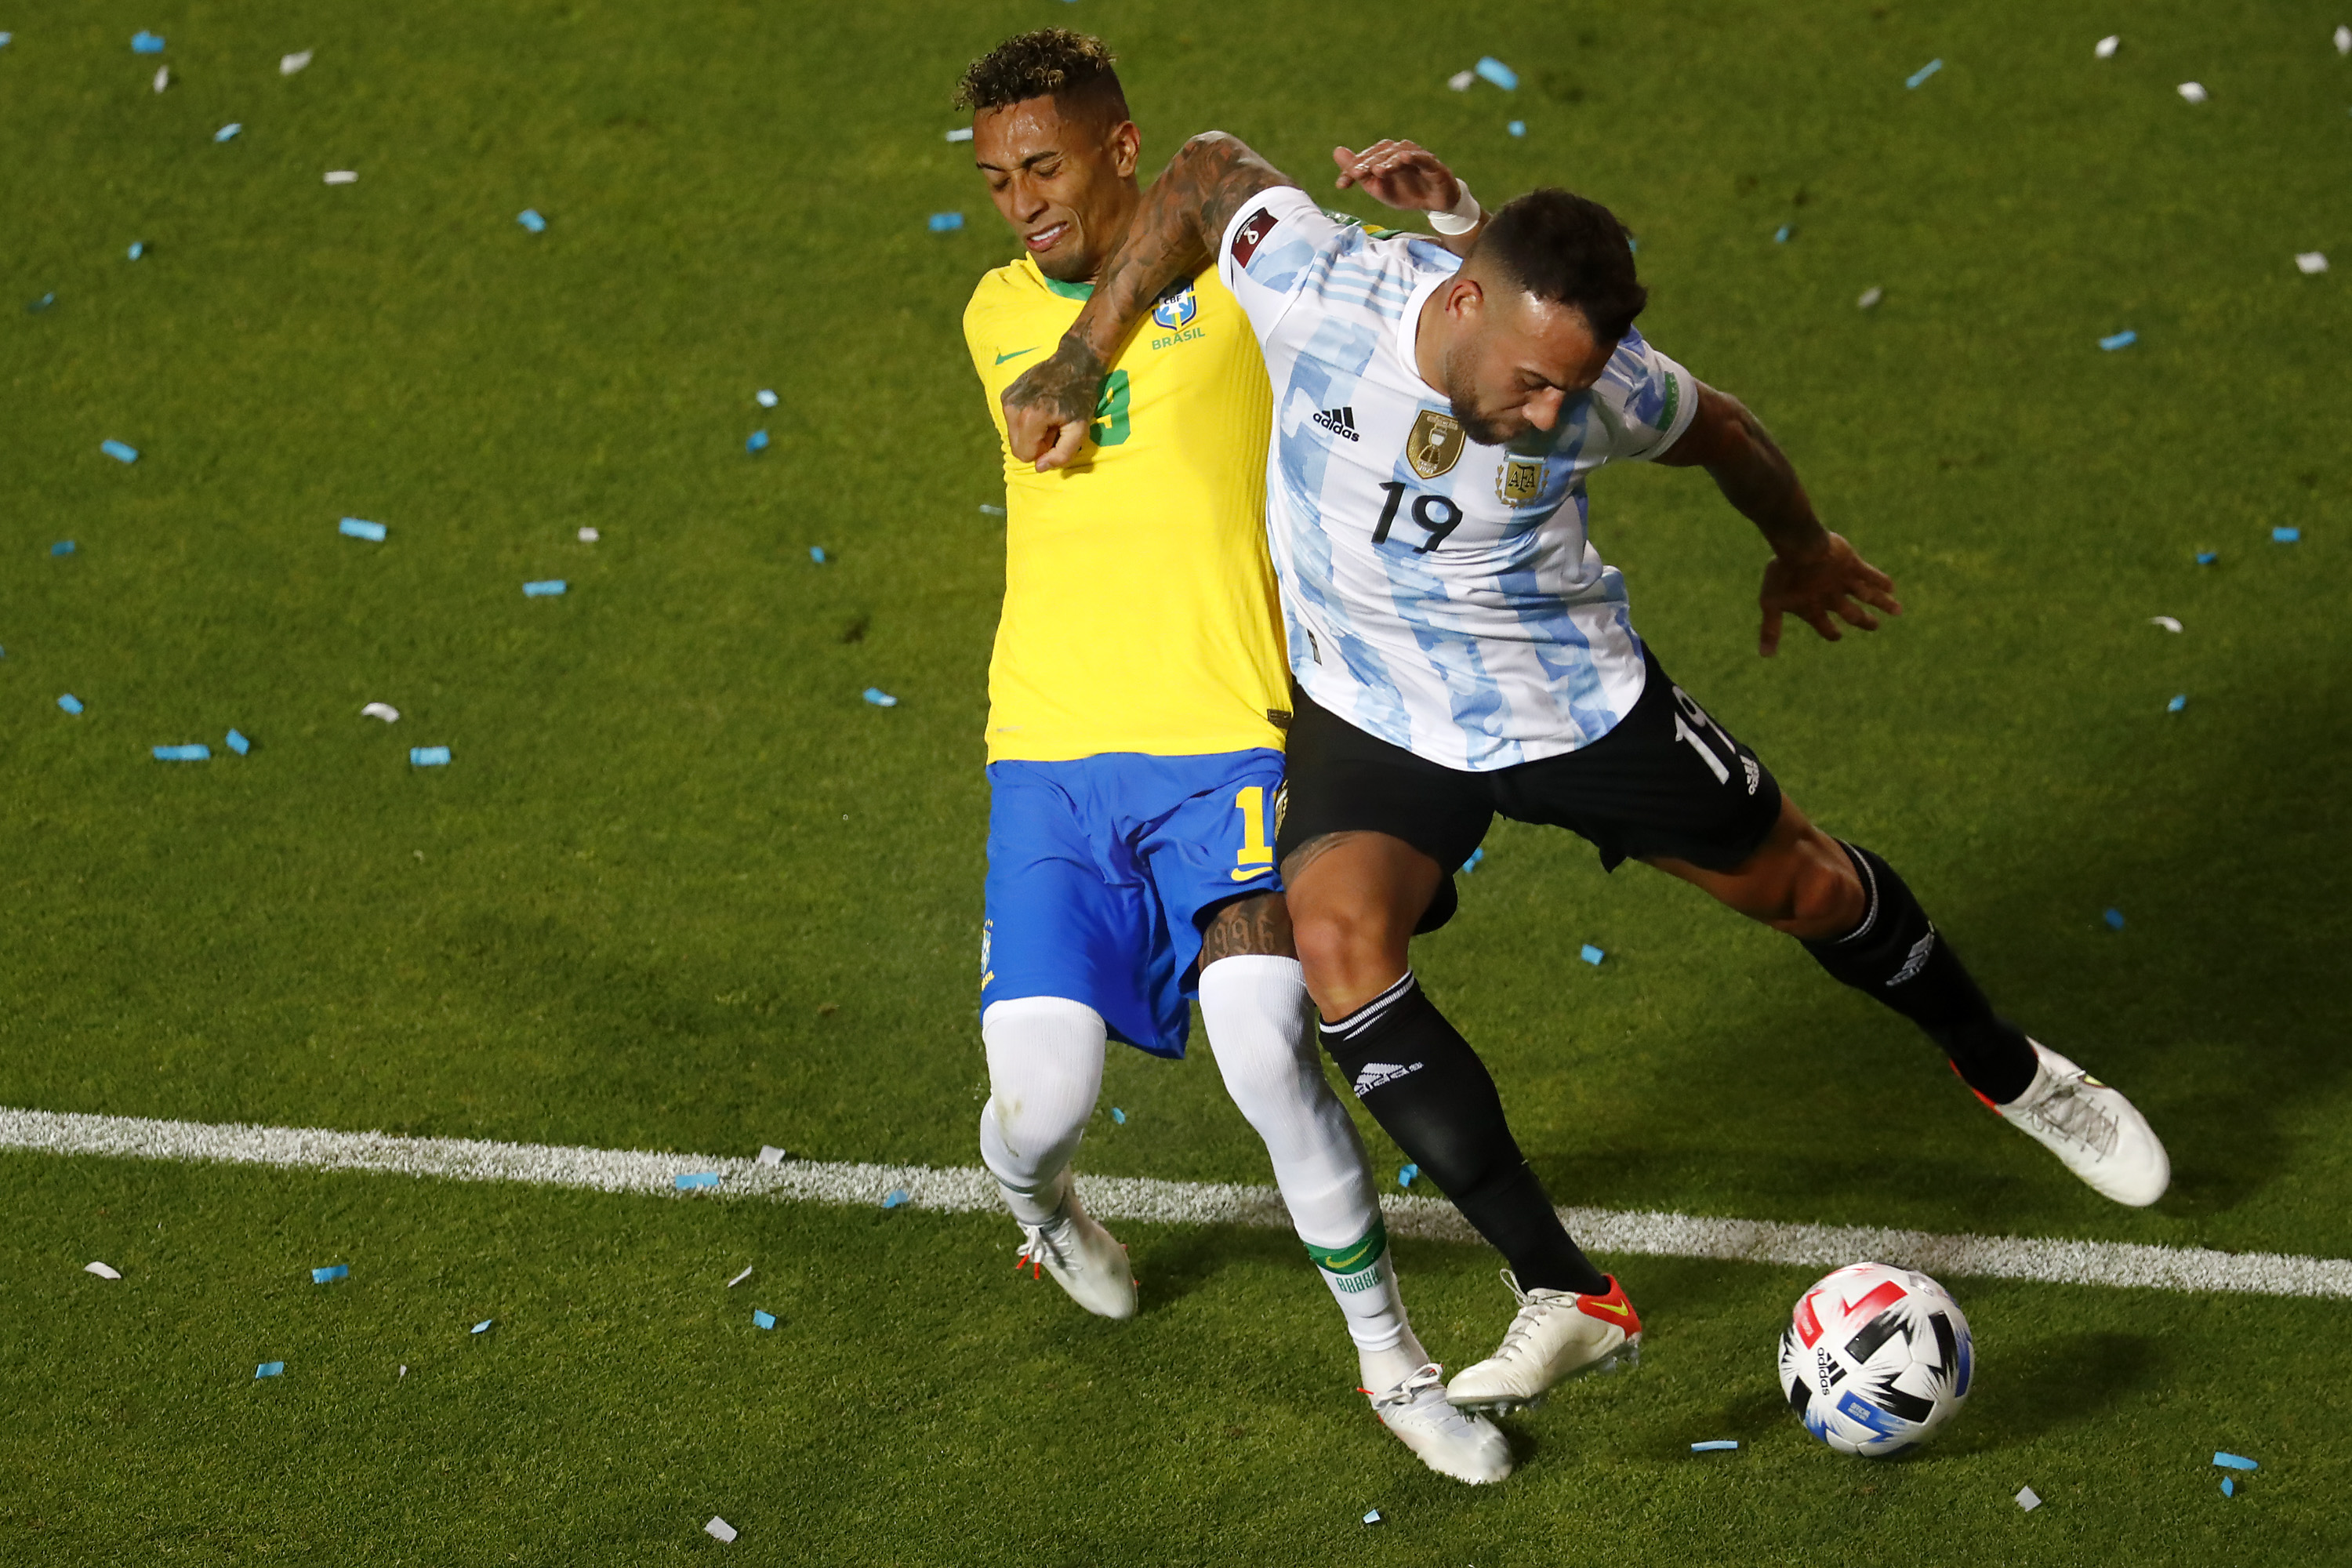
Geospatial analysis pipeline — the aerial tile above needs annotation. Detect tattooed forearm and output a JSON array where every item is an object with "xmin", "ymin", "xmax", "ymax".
[{"xmin": 1199, "ymin": 891, "xmax": 1296, "ymax": 965}]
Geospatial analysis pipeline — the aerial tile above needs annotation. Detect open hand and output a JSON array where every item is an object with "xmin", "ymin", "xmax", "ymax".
[
  {"xmin": 1331, "ymin": 140, "xmax": 1461, "ymax": 213},
  {"xmin": 1002, "ymin": 339, "xmax": 1108, "ymax": 472},
  {"xmin": 1758, "ymin": 532, "xmax": 1902, "ymax": 656}
]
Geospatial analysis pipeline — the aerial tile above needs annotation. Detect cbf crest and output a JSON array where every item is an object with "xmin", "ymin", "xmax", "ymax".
[
  {"xmin": 1497, "ymin": 455, "xmax": 1545, "ymax": 506},
  {"xmin": 1406, "ymin": 409, "xmax": 1465, "ymax": 479},
  {"xmin": 1152, "ymin": 281, "xmax": 1199, "ymax": 330}
]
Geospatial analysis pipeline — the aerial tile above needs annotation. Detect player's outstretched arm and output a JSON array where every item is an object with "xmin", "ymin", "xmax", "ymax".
[
  {"xmin": 1003, "ymin": 132, "xmax": 1294, "ymax": 471},
  {"xmin": 1331, "ymin": 140, "xmax": 1490, "ymax": 257},
  {"xmin": 1657, "ymin": 382, "xmax": 1904, "ymax": 656}
]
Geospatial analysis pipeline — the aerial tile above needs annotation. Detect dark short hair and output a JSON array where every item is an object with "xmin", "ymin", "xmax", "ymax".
[
  {"xmin": 953, "ymin": 30, "xmax": 1129, "ymax": 125},
  {"xmin": 1472, "ymin": 189, "xmax": 1648, "ymax": 344}
]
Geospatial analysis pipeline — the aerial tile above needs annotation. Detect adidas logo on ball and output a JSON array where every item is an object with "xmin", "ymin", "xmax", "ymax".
[{"xmin": 1314, "ymin": 406, "xmax": 1360, "ymax": 441}]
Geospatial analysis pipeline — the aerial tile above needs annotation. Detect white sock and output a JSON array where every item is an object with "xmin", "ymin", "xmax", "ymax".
[
  {"xmin": 1198, "ymin": 955, "xmax": 1420, "ymax": 1388},
  {"xmin": 978, "ymin": 996, "xmax": 1106, "ymax": 1228}
]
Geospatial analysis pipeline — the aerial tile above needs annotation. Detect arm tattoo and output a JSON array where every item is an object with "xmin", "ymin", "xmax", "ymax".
[
  {"xmin": 1198, "ymin": 892, "xmax": 1295, "ymax": 965},
  {"xmin": 1001, "ymin": 132, "xmax": 1297, "ymax": 445}
]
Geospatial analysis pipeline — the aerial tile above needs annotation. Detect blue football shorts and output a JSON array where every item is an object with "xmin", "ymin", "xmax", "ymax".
[{"xmin": 982, "ymin": 749, "xmax": 1287, "ymax": 1059}]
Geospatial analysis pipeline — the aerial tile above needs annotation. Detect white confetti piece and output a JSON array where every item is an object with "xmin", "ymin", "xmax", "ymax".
[
  {"xmin": 85, "ymin": 1261, "xmax": 122, "ymax": 1279},
  {"xmin": 705, "ymin": 1517, "xmax": 738, "ymax": 1544},
  {"xmin": 2016, "ymin": 1486, "xmax": 2042, "ymax": 1511},
  {"xmin": 944, "ymin": 126, "xmax": 973, "ymax": 142},
  {"xmin": 1448, "ymin": 68, "xmax": 1475, "ymax": 91},
  {"xmin": 2295, "ymin": 252, "xmax": 2329, "ymax": 274},
  {"xmin": 756, "ymin": 1145, "xmax": 788, "ymax": 1166},
  {"xmin": 2149, "ymin": 615, "xmax": 2183, "ymax": 633},
  {"xmin": 471, "ymin": 1318, "xmax": 493, "ymax": 1334},
  {"xmin": 2176, "ymin": 82, "xmax": 2207, "ymax": 103},
  {"xmin": 756, "ymin": 388, "xmax": 779, "ymax": 408},
  {"xmin": 153, "ymin": 65, "xmax": 169, "ymax": 92},
  {"xmin": 2338, "ymin": 24, "xmax": 2351, "ymax": 55},
  {"xmin": 727, "ymin": 1265, "xmax": 753, "ymax": 1288},
  {"xmin": 281, "ymin": 50, "xmax": 312, "ymax": 75},
  {"xmin": 1857, "ymin": 285, "xmax": 1883, "ymax": 309},
  {"xmin": 361, "ymin": 702, "xmax": 400, "ymax": 723},
  {"xmin": 399, "ymin": 1365, "xmax": 407, "ymax": 1377},
  {"xmin": 577, "ymin": 525, "xmax": 600, "ymax": 542},
  {"xmin": 324, "ymin": 169, "xmax": 357, "ymax": 184},
  {"xmin": 2095, "ymin": 35, "xmax": 2119, "ymax": 59}
]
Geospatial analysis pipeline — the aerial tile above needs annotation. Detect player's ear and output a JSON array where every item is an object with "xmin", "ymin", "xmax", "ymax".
[{"xmin": 1109, "ymin": 118, "xmax": 1141, "ymax": 180}]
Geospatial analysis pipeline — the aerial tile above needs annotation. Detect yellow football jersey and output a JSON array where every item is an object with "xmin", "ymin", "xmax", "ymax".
[{"xmin": 964, "ymin": 256, "xmax": 1287, "ymax": 763}]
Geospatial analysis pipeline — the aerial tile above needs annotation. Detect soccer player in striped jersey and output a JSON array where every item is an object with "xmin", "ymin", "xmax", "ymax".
[
  {"xmin": 1003, "ymin": 131, "xmax": 2170, "ymax": 1416},
  {"xmin": 953, "ymin": 32, "xmax": 1508, "ymax": 1483}
]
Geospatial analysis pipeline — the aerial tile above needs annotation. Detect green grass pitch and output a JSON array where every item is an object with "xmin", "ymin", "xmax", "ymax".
[{"xmin": 4, "ymin": 0, "xmax": 2350, "ymax": 1560}]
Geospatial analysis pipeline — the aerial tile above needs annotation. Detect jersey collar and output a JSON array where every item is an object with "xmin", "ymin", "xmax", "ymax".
[
  {"xmin": 1390, "ymin": 267, "xmax": 1455, "ymax": 395},
  {"xmin": 1019, "ymin": 253, "xmax": 1094, "ymax": 299}
]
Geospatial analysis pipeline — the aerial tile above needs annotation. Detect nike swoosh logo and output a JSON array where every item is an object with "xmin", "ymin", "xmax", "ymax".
[
  {"xmin": 1585, "ymin": 1299, "xmax": 1631, "ymax": 1317},
  {"xmin": 995, "ymin": 347, "xmax": 1038, "ymax": 365}
]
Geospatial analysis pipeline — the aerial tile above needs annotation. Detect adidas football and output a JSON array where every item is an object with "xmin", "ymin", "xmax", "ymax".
[{"xmin": 1777, "ymin": 1261, "xmax": 1973, "ymax": 1457}]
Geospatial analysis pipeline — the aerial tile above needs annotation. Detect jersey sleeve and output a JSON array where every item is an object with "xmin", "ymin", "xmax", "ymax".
[
  {"xmin": 1214, "ymin": 183, "xmax": 1348, "ymax": 346},
  {"xmin": 1582, "ymin": 328, "xmax": 1700, "ymax": 464}
]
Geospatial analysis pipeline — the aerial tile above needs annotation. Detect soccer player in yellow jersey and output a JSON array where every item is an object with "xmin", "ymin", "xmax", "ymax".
[{"xmin": 953, "ymin": 31, "xmax": 1509, "ymax": 1484}]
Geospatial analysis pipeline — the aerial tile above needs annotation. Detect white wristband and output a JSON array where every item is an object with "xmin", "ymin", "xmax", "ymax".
[{"xmin": 1427, "ymin": 180, "xmax": 1482, "ymax": 236}]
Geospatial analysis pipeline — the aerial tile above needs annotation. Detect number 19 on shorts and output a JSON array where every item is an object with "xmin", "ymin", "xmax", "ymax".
[{"xmin": 1230, "ymin": 785, "xmax": 1276, "ymax": 882}]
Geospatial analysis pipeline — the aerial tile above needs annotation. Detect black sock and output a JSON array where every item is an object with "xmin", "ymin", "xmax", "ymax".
[
  {"xmin": 1319, "ymin": 972, "xmax": 1610, "ymax": 1296},
  {"xmin": 1800, "ymin": 842, "xmax": 2038, "ymax": 1105}
]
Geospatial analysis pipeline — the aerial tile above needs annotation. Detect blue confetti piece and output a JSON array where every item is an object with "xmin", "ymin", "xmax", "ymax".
[
  {"xmin": 27, "ymin": 292, "xmax": 56, "ymax": 313},
  {"xmin": 2272, "ymin": 526, "xmax": 2300, "ymax": 543},
  {"xmin": 226, "ymin": 728, "xmax": 251, "ymax": 755},
  {"xmin": 58, "ymin": 695, "xmax": 85, "ymax": 715},
  {"xmin": 2214, "ymin": 1452, "xmax": 2258, "ymax": 1471},
  {"xmin": 1361, "ymin": 1508, "xmax": 1384, "ymax": 1526},
  {"xmin": 862, "ymin": 688, "xmax": 898, "ymax": 708},
  {"xmin": 471, "ymin": 1318, "xmax": 493, "ymax": 1334},
  {"xmin": 152, "ymin": 744, "xmax": 211, "ymax": 761},
  {"xmin": 409, "ymin": 746, "xmax": 451, "ymax": 767},
  {"xmin": 254, "ymin": 1360, "xmax": 284, "ymax": 1378},
  {"xmin": 1397, "ymin": 1163, "xmax": 1419, "ymax": 1188},
  {"xmin": 2100, "ymin": 330, "xmax": 2137, "ymax": 351},
  {"xmin": 927, "ymin": 212, "xmax": 965, "ymax": 233},
  {"xmin": 311, "ymin": 1265, "xmax": 348, "ymax": 1283},
  {"xmin": 753, "ymin": 1309, "xmax": 777, "ymax": 1330},
  {"xmin": 2222, "ymin": 1477, "xmax": 2235, "ymax": 1497},
  {"xmin": 102, "ymin": 440, "xmax": 139, "ymax": 463},
  {"xmin": 756, "ymin": 389, "xmax": 779, "ymax": 408},
  {"xmin": 1, "ymin": 32, "xmax": 13, "ymax": 47},
  {"xmin": 522, "ymin": 579, "xmax": 567, "ymax": 597},
  {"xmin": 881, "ymin": 1188, "xmax": 909, "ymax": 1209},
  {"xmin": 1110, "ymin": 1107, "xmax": 1126, "ymax": 1125},
  {"xmin": 132, "ymin": 31, "xmax": 165, "ymax": 53},
  {"xmin": 1581, "ymin": 943, "xmax": 1606, "ymax": 965},
  {"xmin": 1461, "ymin": 847, "xmax": 1484, "ymax": 873},
  {"xmin": 674, "ymin": 1171, "xmax": 721, "ymax": 1190},
  {"xmin": 517, "ymin": 209, "xmax": 546, "ymax": 233},
  {"xmin": 2194, "ymin": 550, "xmax": 2218, "ymax": 564},
  {"xmin": 1507, "ymin": 120, "xmax": 1526, "ymax": 137},
  {"xmin": 1474, "ymin": 56, "xmax": 1519, "ymax": 90},
  {"xmin": 746, "ymin": 430, "xmax": 769, "ymax": 453},
  {"xmin": 2167, "ymin": 694, "xmax": 2187, "ymax": 713},
  {"xmin": 1690, "ymin": 1440, "xmax": 1740, "ymax": 1452},
  {"xmin": 1777, "ymin": 224, "xmax": 1795, "ymax": 244},
  {"xmin": 809, "ymin": 546, "xmax": 827, "ymax": 564},
  {"xmin": 128, "ymin": 242, "xmax": 144, "ymax": 260},
  {"xmin": 52, "ymin": 540, "xmax": 75, "ymax": 555},
  {"xmin": 214, "ymin": 123, "xmax": 241, "ymax": 143},
  {"xmin": 2103, "ymin": 908, "xmax": 2125, "ymax": 931},
  {"xmin": 1906, "ymin": 59, "xmax": 1943, "ymax": 88},
  {"xmin": 339, "ymin": 517, "xmax": 387, "ymax": 541}
]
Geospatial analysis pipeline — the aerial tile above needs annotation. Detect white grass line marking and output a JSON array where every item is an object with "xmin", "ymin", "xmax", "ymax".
[{"xmin": 6, "ymin": 1105, "xmax": 2347, "ymax": 1299}]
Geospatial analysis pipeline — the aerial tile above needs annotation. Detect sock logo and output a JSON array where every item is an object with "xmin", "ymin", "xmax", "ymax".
[
  {"xmin": 1312, "ymin": 405, "xmax": 1360, "ymax": 441},
  {"xmin": 1350, "ymin": 1060, "xmax": 1422, "ymax": 1096},
  {"xmin": 1886, "ymin": 927, "xmax": 1936, "ymax": 986}
]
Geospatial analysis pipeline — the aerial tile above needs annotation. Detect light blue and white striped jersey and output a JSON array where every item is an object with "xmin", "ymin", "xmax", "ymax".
[{"xmin": 1215, "ymin": 187, "xmax": 1698, "ymax": 771}]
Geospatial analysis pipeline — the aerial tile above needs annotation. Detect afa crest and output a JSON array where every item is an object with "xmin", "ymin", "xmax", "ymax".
[
  {"xmin": 1497, "ymin": 455, "xmax": 1545, "ymax": 506},
  {"xmin": 1152, "ymin": 281, "xmax": 1199, "ymax": 330}
]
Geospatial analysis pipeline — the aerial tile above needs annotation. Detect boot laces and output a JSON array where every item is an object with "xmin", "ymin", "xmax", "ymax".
[
  {"xmin": 1014, "ymin": 1222, "xmax": 1070, "ymax": 1280},
  {"xmin": 2031, "ymin": 1080, "xmax": 2120, "ymax": 1157},
  {"xmin": 1490, "ymin": 1270, "xmax": 1572, "ymax": 1363},
  {"xmin": 1369, "ymin": 1363, "xmax": 1446, "ymax": 1412}
]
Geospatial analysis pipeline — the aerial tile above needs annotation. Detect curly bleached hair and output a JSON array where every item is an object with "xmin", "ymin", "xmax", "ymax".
[{"xmin": 953, "ymin": 29, "xmax": 1128, "ymax": 124}]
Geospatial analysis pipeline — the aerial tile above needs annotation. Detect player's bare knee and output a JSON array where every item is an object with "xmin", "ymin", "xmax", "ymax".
[
  {"xmin": 1290, "ymin": 905, "xmax": 1403, "ymax": 1017},
  {"xmin": 1769, "ymin": 839, "xmax": 1864, "ymax": 938}
]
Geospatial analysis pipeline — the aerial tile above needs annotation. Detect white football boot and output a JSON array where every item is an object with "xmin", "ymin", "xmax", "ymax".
[
  {"xmin": 1997, "ymin": 1040, "xmax": 2170, "ymax": 1207},
  {"xmin": 1367, "ymin": 1364, "xmax": 1514, "ymax": 1484},
  {"xmin": 1011, "ymin": 1186, "xmax": 1138, "ymax": 1319},
  {"xmin": 1445, "ymin": 1272, "xmax": 1642, "ymax": 1414}
]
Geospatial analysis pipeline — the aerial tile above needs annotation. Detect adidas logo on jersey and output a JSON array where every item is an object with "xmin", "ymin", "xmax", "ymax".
[
  {"xmin": 1313, "ymin": 406, "xmax": 1360, "ymax": 441},
  {"xmin": 1351, "ymin": 1060, "xmax": 1422, "ymax": 1095}
]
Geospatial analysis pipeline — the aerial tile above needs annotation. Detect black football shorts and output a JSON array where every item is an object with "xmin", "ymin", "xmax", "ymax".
[{"xmin": 1275, "ymin": 643, "xmax": 1784, "ymax": 931}]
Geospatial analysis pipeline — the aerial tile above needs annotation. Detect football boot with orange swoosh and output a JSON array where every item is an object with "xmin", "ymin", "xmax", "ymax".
[{"xmin": 1445, "ymin": 1272, "xmax": 1642, "ymax": 1414}]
